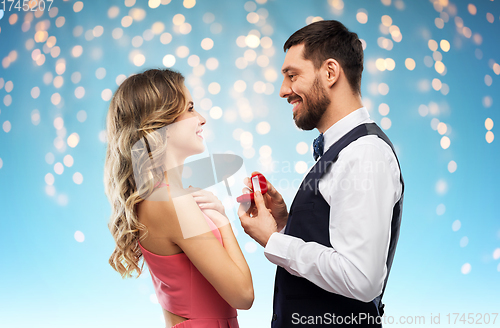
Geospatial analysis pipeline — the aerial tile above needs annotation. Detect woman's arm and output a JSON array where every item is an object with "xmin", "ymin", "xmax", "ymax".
[{"xmin": 146, "ymin": 193, "xmax": 254, "ymax": 310}]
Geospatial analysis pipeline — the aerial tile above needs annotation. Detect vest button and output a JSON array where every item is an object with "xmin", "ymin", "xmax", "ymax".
[{"xmin": 272, "ymin": 313, "xmax": 277, "ymax": 321}]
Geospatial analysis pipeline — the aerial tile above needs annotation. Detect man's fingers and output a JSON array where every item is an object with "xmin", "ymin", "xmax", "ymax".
[
  {"xmin": 253, "ymin": 191, "xmax": 268, "ymax": 212},
  {"xmin": 238, "ymin": 203, "xmax": 251, "ymax": 221}
]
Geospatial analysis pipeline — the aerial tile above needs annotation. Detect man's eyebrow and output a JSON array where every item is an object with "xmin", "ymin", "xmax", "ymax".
[{"xmin": 282, "ymin": 66, "xmax": 300, "ymax": 75}]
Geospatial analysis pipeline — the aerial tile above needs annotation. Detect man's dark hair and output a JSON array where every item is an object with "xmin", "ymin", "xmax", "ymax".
[{"xmin": 284, "ymin": 20, "xmax": 364, "ymax": 95}]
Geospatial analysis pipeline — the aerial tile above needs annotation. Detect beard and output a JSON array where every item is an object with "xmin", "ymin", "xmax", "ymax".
[{"xmin": 293, "ymin": 76, "xmax": 331, "ymax": 131}]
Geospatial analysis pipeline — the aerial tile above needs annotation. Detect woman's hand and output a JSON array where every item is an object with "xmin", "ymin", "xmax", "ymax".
[{"xmin": 188, "ymin": 186, "xmax": 229, "ymax": 227}]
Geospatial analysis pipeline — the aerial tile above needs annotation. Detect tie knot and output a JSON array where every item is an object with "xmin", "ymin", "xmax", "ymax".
[{"xmin": 313, "ymin": 133, "xmax": 324, "ymax": 161}]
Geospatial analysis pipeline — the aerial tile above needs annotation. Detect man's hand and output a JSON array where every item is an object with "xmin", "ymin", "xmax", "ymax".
[
  {"xmin": 238, "ymin": 191, "xmax": 278, "ymax": 247},
  {"xmin": 243, "ymin": 171, "xmax": 288, "ymax": 231}
]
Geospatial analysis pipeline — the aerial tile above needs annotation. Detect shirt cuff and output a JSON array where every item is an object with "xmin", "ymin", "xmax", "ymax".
[{"xmin": 264, "ymin": 232, "xmax": 294, "ymax": 268}]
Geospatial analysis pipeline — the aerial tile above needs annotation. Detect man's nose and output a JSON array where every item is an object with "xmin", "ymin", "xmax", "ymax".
[{"xmin": 279, "ymin": 79, "xmax": 292, "ymax": 99}]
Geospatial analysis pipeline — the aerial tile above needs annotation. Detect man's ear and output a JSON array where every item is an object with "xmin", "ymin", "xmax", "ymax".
[{"xmin": 323, "ymin": 59, "xmax": 340, "ymax": 88}]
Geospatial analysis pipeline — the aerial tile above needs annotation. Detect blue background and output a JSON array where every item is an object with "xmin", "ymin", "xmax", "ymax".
[{"xmin": 0, "ymin": 0, "xmax": 499, "ymax": 327}]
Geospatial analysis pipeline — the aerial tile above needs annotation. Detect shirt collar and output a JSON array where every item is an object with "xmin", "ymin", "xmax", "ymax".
[{"xmin": 322, "ymin": 107, "xmax": 370, "ymax": 152}]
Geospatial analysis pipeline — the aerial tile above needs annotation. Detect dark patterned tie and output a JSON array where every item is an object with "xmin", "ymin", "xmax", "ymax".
[{"xmin": 313, "ymin": 133, "xmax": 324, "ymax": 161}]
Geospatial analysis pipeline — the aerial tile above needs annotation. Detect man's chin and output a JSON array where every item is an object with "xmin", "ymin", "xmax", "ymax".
[{"xmin": 294, "ymin": 118, "xmax": 316, "ymax": 131}]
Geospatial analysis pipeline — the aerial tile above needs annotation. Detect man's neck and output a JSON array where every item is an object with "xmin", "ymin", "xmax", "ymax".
[{"xmin": 317, "ymin": 95, "xmax": 363, "ymax": 133}]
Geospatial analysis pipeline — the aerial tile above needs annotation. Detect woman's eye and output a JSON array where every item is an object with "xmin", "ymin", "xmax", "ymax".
[{"xmin": 188, "ymin": 107, "xmax": 194, "ymax": 112}]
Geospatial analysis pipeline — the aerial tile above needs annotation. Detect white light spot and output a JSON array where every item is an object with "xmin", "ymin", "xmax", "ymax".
[
  {"xmin": 99, "ymin": 130, "xmax": 108, "ymax": 143},
  {"xmin": 378, "ymin": 83, "xmax": 389, "ymax": 95},
  {"xmin": 380, "ymin": 117, "xmax": 392, "ymax": 130},
  {"xmin": 461, "ymin": 263, "xmax": 471, "ymax": 275},
  {"xmin": 71, "ymin": 72, "xmax": 81, "ymax": 84},
  {"xmin": 243, "ymin": 147, "xmax": 255, "ymax": 158},
  {"xmin": 73, "ymin": 172, "xmax": 84, "ymax": 185},
  {"xmin": 101, "ymin": 89, "xmax": 112, "ymax": 101},
  {"xmin": 245, "ymin": 34, "xmax": 260, "ymax": 48},
  {"xmin": 3, "ymin": 121, "xmax": 11, "ymax": 133},
  {"xmin": 356, "ymin": 10, "xmax": 368, "ymax": 24},
  {"xmin": 95, "ymin": 67, "xmax": 106, "ymax": 79},
  {"xmin": 447, "ymin": 160, "xmax": 457, "ymax": 173},
  {"xmin": 75, "ymin": 87, "xmax": 85, "ymax": 99},
  {"xmin": 296, "ymin": 142, "xmax": 309, "ymax": 155},
  {"xmin": 45, "ymin": 173, "xmax": 55, "ymax": 185},
  {"xmin": 493, "ymin": 248, "xmax": 500, "ymax": 260},
  {"xmin": 244, "ymin": 241, "xmax": 258, "ymax": 253},
  {"xmin": 208, "ymin": 82, "xmax": 220, "ymax": 95},
  {"xmin": 53, "ymin": 117, "xmax": 64, "ymax": 130},
  {"xmin": 482, "ymin": 96, "xmax": 493, "ymax": 108},
  {"xmin": 77, "ymin": 110, "xmax": 87, "ymax": 123},
  {"xmin": 210, "ymin": 106, "xmax": 222, "ymax": 119},
  {"xmin": 176, "ymin": 46, "xmax": 189, "ymax": 58},
  {"xmin": 67, "ymin": 133, "xmax": 80, "ymax": 148},
  {"xmin": 31, "ymin": 86, "xmax": 40, "ymax": 99},
  {"xmin": 54, "ymin": 162, "xmax": 64, "ymax": 175},
  {"xmin": 436, "ymin": 204, "xmax": 446, "ymax": 215},
  {"xmin": 163, "ymin": 54, "xmax": 176, "ymax": 68},
  {"xmin": 436, "ymin": 179, "xmax": 447, "ymax": 195},
  {"xmin": 133, "ymin": 53, "xmax": 146, "ymax": 66},
  {"xmin": 45, "ymin": 185, "xmax": 56, "ymax": 196},
  {"xmin": 295, "ymin": 161, "xmax": 308, "ymax": 174},
  {"xmin": 256, "ymin": 121, "xmax": 271, "ymax": 135},
  {"xmin": 259, "ymin": 145, "xmax": 272, "ymax": 158},
  {"xmin": 187, "ymin": 55, "xmax": 200, "ymax": 67},
  {"xmin": 203, "ymin": 12, "xmax": 215, "ymax": 23},
  {"xmin": 234, "ymin": 80, "xmax": 247, "ymax": 93},
  {"xmin": 74, "ymin": 230, "xmax": 85, "ymax": 242},
  {"xmin": 73, "ymin": 1, "xmax": 84, "ymax": 12},
  {"xmin": 3, "ymin": 95, "xmax": 12, "ymax": 107},
  {"xmin": 206, "ymin": 57, "xmax": 219, "ymax": 70},
  {"xmin": 452, "ymin": 220, "xmax": 461, "ymax": 232},
  {"xmin": 460, "ymin": 236, "xmax": 468, "ymax": 248},
  {"xmin": 440, "ymin": 136, "xmax": 450, "ymax": 149},
  {"xmin": 31, "ymin": 109, "xmax": 41, "ymax": 125},
  {"xmin": 64, "ymin": 155, "xmax": 74, "ymax": 167},
  {"xmin": 45, "ymin": 153, "xmax": 55, "ymax": 165},
  {"xmin": 201, "ymin": 38, "xmax": 214, "ymax": 50},
  {"xmin": 160, "ymin": 32, "xmax": 172, "ymax": 44},
  {"xmin": 240, "ymin": 131, "xmax": 253, "ymax": 149},
  {"xmin": 149, "ymin": 293, "xmax": 159, "ymax": 304},
  {"xmin": 378, "ymin": 103, "xmax": 390, "ymax": 116}
]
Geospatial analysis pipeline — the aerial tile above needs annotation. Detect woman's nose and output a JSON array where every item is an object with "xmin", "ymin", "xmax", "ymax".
[{"xmin": 198, "ymin": 112, "xmax": 206, "ymax": 125}]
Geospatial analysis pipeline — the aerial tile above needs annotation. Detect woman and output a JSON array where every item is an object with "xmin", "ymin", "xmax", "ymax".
[{"xmin": 104, "ymin": 68, "xmax": 253, "ymax": 328}]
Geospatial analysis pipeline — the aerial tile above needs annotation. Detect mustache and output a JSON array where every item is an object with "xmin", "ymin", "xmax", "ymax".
[{"xmin": 287, "ymin": 95, "xmax": 302, "ymax": 104}]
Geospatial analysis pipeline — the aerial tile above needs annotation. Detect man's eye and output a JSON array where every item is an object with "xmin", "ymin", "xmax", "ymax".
[{"xmin": 289, "ymin": 75, "xmax": 295, "ymax": 80}]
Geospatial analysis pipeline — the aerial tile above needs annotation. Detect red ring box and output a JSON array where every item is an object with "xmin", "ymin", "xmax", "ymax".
[{"xmin": 236, "ymin": 173, "xmax": 268, "ymax": 203}]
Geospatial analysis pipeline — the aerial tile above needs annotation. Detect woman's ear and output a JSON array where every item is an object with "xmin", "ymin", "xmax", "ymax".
[{"xmin": 324, "ymin": 58, "xmax": 340, "ymax": 88}]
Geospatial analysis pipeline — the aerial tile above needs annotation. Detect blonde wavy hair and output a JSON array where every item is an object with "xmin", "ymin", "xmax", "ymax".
[{"xmin": 104, "ymin": 68, "xmax": 187, "ymax": 278}]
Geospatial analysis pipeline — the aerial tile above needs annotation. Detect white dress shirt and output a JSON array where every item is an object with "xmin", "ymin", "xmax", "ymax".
[{"xmin": 264, "ymin": 107, "xmax": 403, "ymax": 303}]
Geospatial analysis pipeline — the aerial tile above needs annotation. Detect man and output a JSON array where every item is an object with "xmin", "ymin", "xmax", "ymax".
[{"xmin": 238, "ymin": 20, "xmax": 404, "ymax": 327}]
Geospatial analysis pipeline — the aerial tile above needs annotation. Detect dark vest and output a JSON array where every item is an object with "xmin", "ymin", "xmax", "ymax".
[{"xmin": 271, "ymin": 123, "xmax": 404, "ymax": 327}]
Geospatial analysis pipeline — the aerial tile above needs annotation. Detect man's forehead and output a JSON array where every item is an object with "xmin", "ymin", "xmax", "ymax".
[{"xmin": 281, "ymin": 44, "xmax": 310, "ymax": 73}]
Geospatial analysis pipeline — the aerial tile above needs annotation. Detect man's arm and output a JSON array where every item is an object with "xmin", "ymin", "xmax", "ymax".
[{"xmin": 264, "ymin": 139, "xmax": 402, "ymax": 302}]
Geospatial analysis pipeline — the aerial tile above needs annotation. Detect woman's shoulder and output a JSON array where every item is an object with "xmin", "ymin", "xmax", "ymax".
[{"xmin": 138, "ymin": 188, "xmax": 211, "ymax": 241}]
